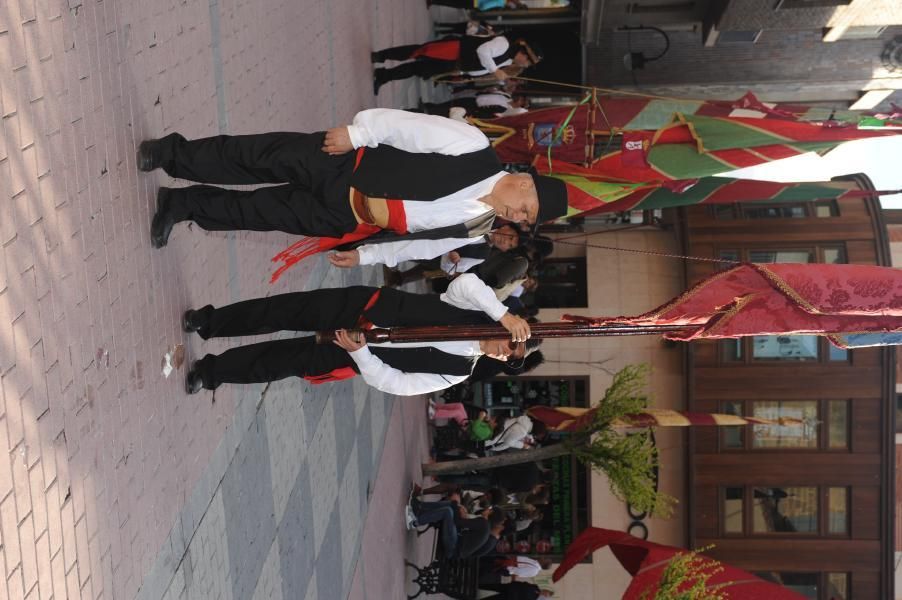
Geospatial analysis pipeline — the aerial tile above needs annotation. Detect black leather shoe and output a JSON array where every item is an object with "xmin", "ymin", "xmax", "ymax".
[
  {"xmin": 373, "ymin": 68, "xmax": 385, "ymax": 95},
  {"xmin": 150, "ymin": 187, "xmax": 175, "ymax": 249},
  {"xmin": 185, "ymin": 362, "xmax": 204, "ymax": 394},
  {"xmin": 182, "ymin": 309, "xmax": 203, "ymax": 333},
  {"xmin": 137, "ymin": 139, "xmax": 162, "ymax": 172}
]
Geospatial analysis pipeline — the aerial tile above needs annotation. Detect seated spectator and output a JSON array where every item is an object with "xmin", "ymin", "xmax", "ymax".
[
  {"xmin": 481, "ymin": 555, "xmax": 554, "ymax": 584},
  {"xmin": 406, "ymin": 495, "xmax": 508, "ymax": 558},
  {"xmin": 469, "ymin": 409, "xmax": 498, "ymax": 442},
  {"xmin": 479, "ymin": 581, "xmax": 555, "ymax": 600},
  {"xmin": 486, "ymin": 416, "xmax": 547, "ymax": 452}
]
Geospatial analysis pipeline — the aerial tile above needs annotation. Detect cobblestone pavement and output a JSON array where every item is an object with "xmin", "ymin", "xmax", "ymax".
[{"xmin": 0, "ymin": 0, "xmax": 445, "ymax": 598}]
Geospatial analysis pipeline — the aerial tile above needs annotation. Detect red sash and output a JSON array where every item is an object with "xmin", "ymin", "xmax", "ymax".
[
  {"xmin": 411, "ymin": 39, "xmax": 461, "ymax": 62},
  {"xmin": 270, "ymin": 147, "xmax": 407, "ymax": 283}
]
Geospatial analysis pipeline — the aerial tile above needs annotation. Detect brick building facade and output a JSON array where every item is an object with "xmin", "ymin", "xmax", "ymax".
[{"xmin": 584, "ymin": 0, "xmax": 902, "ymax": 107}]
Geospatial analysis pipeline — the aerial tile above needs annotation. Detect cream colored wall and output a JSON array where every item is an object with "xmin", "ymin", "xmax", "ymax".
[{"xmin": 533, "ymin": 228, "xmax": 687, "ymax": 599}]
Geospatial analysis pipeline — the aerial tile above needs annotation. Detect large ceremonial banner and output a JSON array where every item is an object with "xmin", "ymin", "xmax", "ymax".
[
  {"xmin": 552, "ymin": 527, "xmax": 807, "ymax": 598},
  {"xmin": 472, "ymin": 104, "xmax": 594, "ymax": 164},
  {"xmin": 564, "ymin": 263, "xmax": 902, "ymax": 345}
]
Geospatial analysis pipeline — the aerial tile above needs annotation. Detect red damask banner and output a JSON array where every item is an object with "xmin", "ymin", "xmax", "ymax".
[{"xmin": 565, "ymin": 263, "xmax": 902, "ymax": 342}]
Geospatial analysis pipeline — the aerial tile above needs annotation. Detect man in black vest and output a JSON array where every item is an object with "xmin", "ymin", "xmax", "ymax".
[
  {"xmin": 138, "ymin": 109, "xmax": 567, "ymax": 282},
  {"xmin": 384, "ymin": 222, "xmax": 520, "ymax": 286},
  {"xmin": 372, "ymin": 36, "xmax": 541, "ymax": 94},
  {"xmin": 181, "ymin": 273, "xmax": 534, "ymax": 395}
]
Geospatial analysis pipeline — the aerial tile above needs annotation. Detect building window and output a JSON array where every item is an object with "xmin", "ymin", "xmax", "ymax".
[
  {"xmin": 748, "ymin": 249, "xmax": 814, "ymax": 263},
  {"xmin": 720, "ymin": 335, "xmax": 849, "ymax": 364},
  {"xmin": 719, "ymin": 400, "xmax": 849, "ymax": 451},
  {"xmin": 827, "ymin": 400, "xmax": 849, "ymax": 449},
  {"xmin": 753, "ymin": 486, "xmax": 818, "ymax": 533},
  {"xmin": 717, "ymin": 245, "xmax": 846, "ymax": 265},
  {"xmin": 723, "ymin": 487, "xmax": 744, "ymax": 534},
  {"xmin": 774, "ymin": 0, "xmax": 850, "ymax": 8},
  {"xmin": 721, "ymin": 486, "xmax": 850, "ymax": 537},
  {"xmin": 826, "ymin": 487, "xmax": 848, "ymax": 535},
  {"xmin": 721, "ymin": 401, "xmax": 745, "ymax": 449},
  {"xmin": 755, "ymin": 572, "xmax": 849, "ymax": 599},
  {"xmin": 835, "ymin": 25, "xmax": 887, "ymax": 40},
  {"xmin": 752, "ymin": 335, "xmax": 818, "ymax": 361},
  {"xmin": 712, "ymin": 200, "xmax": 839, "ymax": 220},
  {"xmin": 717, "ymin": 30, "xmax": 762, "ymax": 44},
  {"xmin": 750, "ymin": 401, "xmax": 818, "ymax": 448},
  {"xmin": 534, "ymin": 257, "xmax": 588, "ymax": 309}
]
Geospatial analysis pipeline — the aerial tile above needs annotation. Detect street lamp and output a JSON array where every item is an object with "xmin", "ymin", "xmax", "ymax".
[{"xmin": 621, "ymin": 25, "xmax": 671, "ymax": 70}]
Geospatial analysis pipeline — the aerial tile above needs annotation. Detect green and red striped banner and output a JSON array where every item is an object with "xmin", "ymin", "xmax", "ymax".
[{"xmin": 533, "ymin": 158, "xmax": 873, "ymax": 219}]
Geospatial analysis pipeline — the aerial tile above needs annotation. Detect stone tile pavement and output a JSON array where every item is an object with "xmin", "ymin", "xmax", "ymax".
[{"xmin": 0, "ymin": 0, "xmax": 459, "ymax": 598}]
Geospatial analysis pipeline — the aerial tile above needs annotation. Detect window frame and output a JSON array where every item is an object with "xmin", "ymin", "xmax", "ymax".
[
  {"xmin": 753, "ymin": 571, "xmax": 850, "ymax": 600},
  {"xmin": 718, "ymin": 399, "xmax": 850, "ymax": 453},
  {"xmin": 719, "ymin": 485, "xmax": 850, "ymax": 538},
  {"xmin": 718, "ymin": 336, "xmax": 850, "ymax": 365},
  {"xmin": 710, "ymin": 200, "xmax": 839, "ymax": 220}
]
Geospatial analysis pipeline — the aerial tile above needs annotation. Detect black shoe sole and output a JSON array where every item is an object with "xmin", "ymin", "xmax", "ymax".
[
  {"xmin": 185, "ymin": 362, "xmax": 204, "ymax": 394},
  {"xmin": 151, "ymin": 188, "xmax": 173, "ymax": 249},
  {"xmin": 136, "ymin": 140, "xmax": 160, "ymax": 172},
  {"xmin": 182, "ymin": 310, "xmax": 198, "ymax": 333}
]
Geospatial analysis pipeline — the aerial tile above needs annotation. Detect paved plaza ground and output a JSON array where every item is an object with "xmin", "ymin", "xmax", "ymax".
[{"xmin": 0, "ymin": 0, "xmax": 453, "ymax": 597}]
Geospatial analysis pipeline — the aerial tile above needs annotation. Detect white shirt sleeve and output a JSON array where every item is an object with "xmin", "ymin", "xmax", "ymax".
[
  {"xmin": 439, "ymin": 237, "xmax": 488, "ymax": 274},
  {"xmin": 348, "ymin": 346, "xmax": 468, "ymax": 396},
  {"xmin": 356, "ymin": 237, "xmax": 479, "ymax": 268},
  {"xmin": 475, "ymin": 37, "xmax": 510, "ymax": 73},
  {"xmin": 347, "ymin": 109, "xmax": 489, "ymax": 155},
  {"xmin": 447, "ymin": 255, "xmax": 484, "ymax": 274},
  {"xmin": 441, "ymin": 273, "xmax": 509, "ymax": 321},
  {"xmin": 448, "ymin": 106, "xmax": 468, "ymax": 123}
]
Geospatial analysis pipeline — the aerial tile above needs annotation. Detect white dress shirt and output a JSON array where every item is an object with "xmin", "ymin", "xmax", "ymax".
[
  {"xmin": 347, "ymin": 274, "xmax": 509, "ymax": 396},
  {"xmin": 346, "ymin": 109, "xmax": 504, "ymax": 268},
  {"xmin": 506, "ymin": 556, "xmax": 542, "ymax": 579},
  {"xmin": 471, "ymin": 37, "xmax": 514, "ymax": 75}
]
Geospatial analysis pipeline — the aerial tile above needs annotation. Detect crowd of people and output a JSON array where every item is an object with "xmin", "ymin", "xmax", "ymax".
[
  {"xmin": 406, "ymin": 458, "xmax": 557, "ymax": 599},
  {"xmin": 139, "ymin": 5, "xmax": 567, "ymax": 595}
]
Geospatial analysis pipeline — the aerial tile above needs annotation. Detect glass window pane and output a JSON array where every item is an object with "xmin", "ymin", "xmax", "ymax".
[
  {"xmin": 743, "ymin": 204, "xmax": 806, "ymax": 219},
  {"xmin": 755, "ymin": 572, "xmax": 819, "ymax": 598},
  {"xmin": 723, "ymin": 487, "xmax": 744, "ymax": 534},
  {"xmin": 815, "ymin": 202, "xmax": 838, "ymax": 217},
  {"xmin": 827, "ymin": 573, "xmax": 849, "ymax": 600},
  {"xmin": 720, "ymin": 339, "xmax": 743, "ymax": 362},
  {"xmin": 827, "ymin": 400, "xmax": 849, "ymax": 449},
  {"xmin": 752, "ymin": 486, "xmax": 817, "ymax": 533},
  {"xmin": 828, "ymin": 487, "xmax": 848, "ymax": 534},
  {"xmin": 752, "ymin": 335, "xmax": 818, "ymax": 361},
  {"xmin": 749, "ymin": 249, "xmax": 813, "ymax": 263},
  {"xmin": 751, "ymin": 401, "xmax": 818, "ymax": 448},
  {"xmin": 722, "ymin": 401, "xmax": 744, "ymax": 449},
  {"xmin": 823, "ymin": 246, "xmax": 847, "ymax": 264},
  {"xmin": 828, "ymin": 343, "xmax": 848, "ymax": 361},
  {"xmin": 712, "ymin": 205, "xmax": 736, "ymax": 220}
]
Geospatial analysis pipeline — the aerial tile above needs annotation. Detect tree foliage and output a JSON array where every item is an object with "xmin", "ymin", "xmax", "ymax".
[
  {"xmin": 567, "ymin": 364, "xmax": 675, "ymax": 517},
  {"xmin": 639, "ymin": 547, "xmax": 726, "ymax": 600}
]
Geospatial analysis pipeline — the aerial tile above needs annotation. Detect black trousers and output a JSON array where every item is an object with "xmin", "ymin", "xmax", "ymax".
[
  {"xmin": 193, "ymin": 287, "xmax": 377, "ymax": 389},
  {"xmin": 192, "ymin": 286, "xmax": 491, "ymax": 389},
  {"xmin": 375, "ymin": 55, "xmax": 458, "ymax": 83},
  {"xmin": 155, "ymin": 132, "xmax": 359, "ymax": 237}
]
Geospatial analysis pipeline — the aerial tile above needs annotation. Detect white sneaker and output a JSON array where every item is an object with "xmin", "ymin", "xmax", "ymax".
[{"xmin": 405, "ymin": 505, "xmax": 418, "ymax": 530}]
